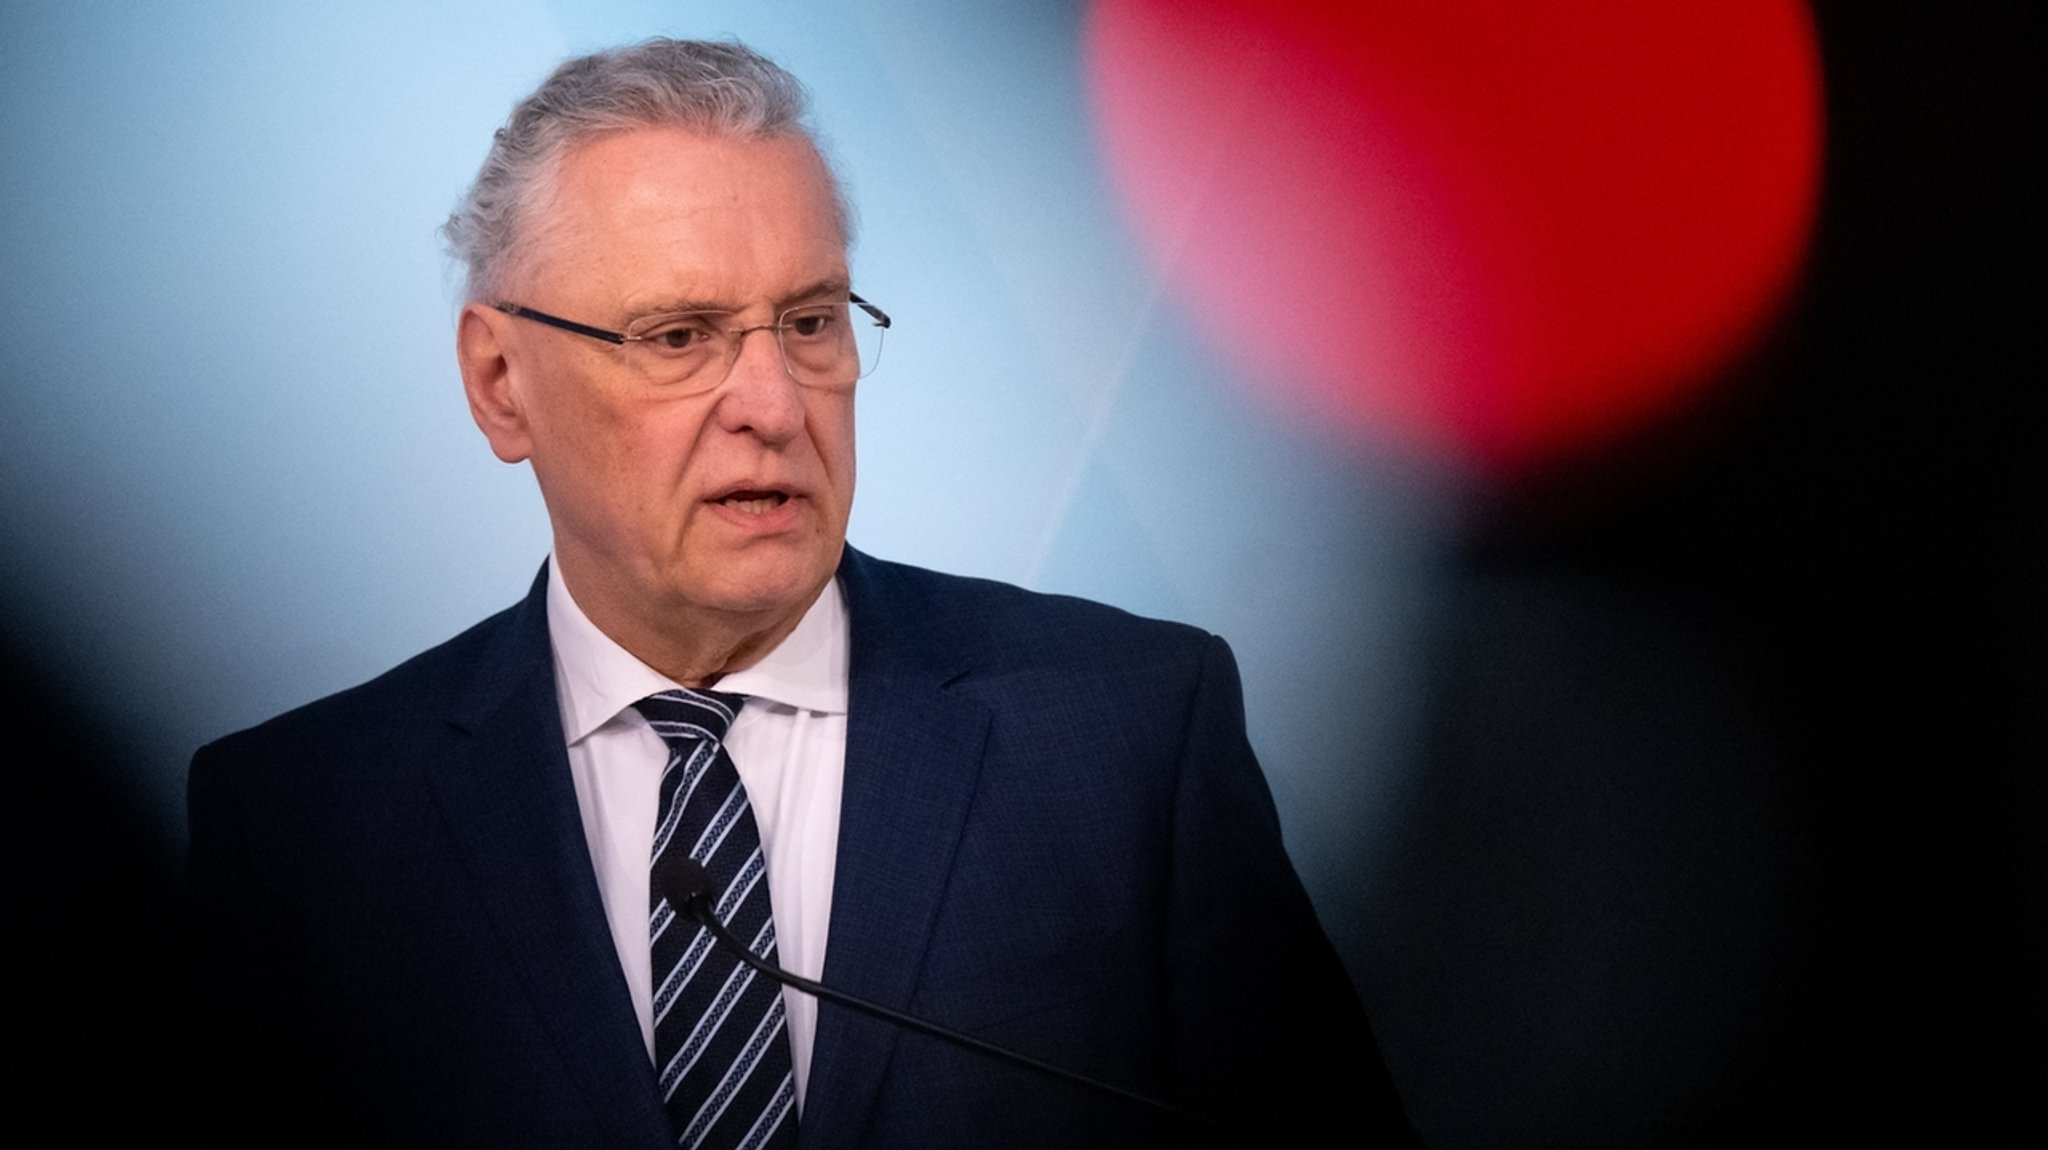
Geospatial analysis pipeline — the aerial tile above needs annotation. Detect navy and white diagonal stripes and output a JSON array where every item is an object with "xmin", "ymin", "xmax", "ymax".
[{"xmin": 636, "ymin": 689, "xmax": 797, "ymax": 1150}]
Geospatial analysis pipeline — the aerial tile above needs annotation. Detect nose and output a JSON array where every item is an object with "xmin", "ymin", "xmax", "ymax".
[{"xmin": 713, "ymin": 324, "xmax": 805, "ymax": 443}]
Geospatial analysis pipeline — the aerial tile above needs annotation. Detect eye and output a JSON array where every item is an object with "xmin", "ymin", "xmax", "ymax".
[
  {"xmin": 784, "ymin": 307, "xmax": 840, "ymax": 340},
  {"xmin": 634, "ymin": 315, "xmax": 721, "ymax": 354}
]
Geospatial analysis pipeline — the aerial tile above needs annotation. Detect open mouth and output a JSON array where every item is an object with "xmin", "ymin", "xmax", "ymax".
[{"xmin": 715, "ymin": 490, "xmax": 791, "ymax": 515}]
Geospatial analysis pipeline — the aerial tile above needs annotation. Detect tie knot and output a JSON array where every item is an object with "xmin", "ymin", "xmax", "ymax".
[{"xmin": 633, "ymin": 687, "xmax": 747, "ymax": 749}]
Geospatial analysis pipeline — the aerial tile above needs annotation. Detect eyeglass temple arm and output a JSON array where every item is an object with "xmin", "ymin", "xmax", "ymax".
[
  {"xmin": 849, "ymin": 293, "xmax": 892, "ymax": 330},
  {"xmin": 493, "ymin": 303, "xmax": 628, "ymax": 345}
]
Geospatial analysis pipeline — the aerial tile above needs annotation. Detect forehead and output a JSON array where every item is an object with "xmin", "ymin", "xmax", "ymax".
[{"xmin": 521, "ymin": 127, "xmax": 847, "ymax": 311}]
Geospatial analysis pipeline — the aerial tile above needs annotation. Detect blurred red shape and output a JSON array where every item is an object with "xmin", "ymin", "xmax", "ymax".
[{"xmin": 1086, "ymin": 0, "xmax": 1824, "ymax": 472}]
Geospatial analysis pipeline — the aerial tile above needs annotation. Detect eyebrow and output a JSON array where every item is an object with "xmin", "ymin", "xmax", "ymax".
[{"xmin": 626, "ymin": 278, "xmax": 853, "ymax": 319}]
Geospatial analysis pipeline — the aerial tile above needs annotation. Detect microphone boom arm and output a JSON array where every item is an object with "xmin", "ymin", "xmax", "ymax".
[{"xmin": 674, "ymin": 879, "xmax": 1194, "ymax": 1122}]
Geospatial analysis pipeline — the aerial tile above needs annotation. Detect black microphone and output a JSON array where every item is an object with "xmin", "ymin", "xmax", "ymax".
[{"xmin": 660, "ymin": 856, "xmax": 1195, "ymax": 1123}]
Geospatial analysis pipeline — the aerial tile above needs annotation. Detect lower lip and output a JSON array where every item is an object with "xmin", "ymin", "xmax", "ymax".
[{"xmin": 704, "ymin": 495, "xmax": 806, "ymax": 533}]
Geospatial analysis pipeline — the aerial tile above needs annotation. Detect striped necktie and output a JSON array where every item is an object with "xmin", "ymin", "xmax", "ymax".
[{"xmin": 635, "ymin": 688, "xmax": 798, "ymax": 1150}]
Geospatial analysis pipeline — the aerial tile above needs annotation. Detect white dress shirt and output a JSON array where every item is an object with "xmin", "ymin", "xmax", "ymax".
[{"xmin": 547, "ymin": 562, "xmax": 848, "ymax": 1110}]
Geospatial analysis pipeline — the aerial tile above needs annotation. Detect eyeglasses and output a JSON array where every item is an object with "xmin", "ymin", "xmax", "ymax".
[{"xmin": 493, "ymin": 294, "xmax": 891, "ymax": 394}]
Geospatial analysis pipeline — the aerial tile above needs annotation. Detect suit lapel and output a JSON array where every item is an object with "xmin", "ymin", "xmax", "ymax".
[
  {"xmin": 425, "ymin": 566, "xmax": 673, "ymax": 1149},
  {"xmin": 799, "ymin": 549, "xmax": 992, "ymax": 1150}
]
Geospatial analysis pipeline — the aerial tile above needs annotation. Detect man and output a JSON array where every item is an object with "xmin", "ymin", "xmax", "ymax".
[{"xmin": 187, "ymin": 38, "xmax": 1412, "ymax": 1148}]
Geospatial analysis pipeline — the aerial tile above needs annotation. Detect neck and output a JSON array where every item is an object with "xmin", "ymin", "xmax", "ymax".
[
  {"xmin": 553, "ymin": 559, "xmax": 822, "ymax": 688},
  {"xmin": 655, "ymin": 607, "xmax": 809, "ymax": 687}
]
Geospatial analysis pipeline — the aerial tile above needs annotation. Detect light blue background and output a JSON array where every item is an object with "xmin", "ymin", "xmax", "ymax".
[{"xmin": 0, "ymin": 1, "xmax": 1456, "ymax": 980}]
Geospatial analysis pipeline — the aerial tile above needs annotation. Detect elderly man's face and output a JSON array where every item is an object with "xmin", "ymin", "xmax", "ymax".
[{"xmin": 465, "ymin": 128, "xmax": 855, "ymax": 668}]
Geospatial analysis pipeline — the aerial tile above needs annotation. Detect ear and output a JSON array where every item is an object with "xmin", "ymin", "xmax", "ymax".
[{"xmin": 457, "ymin": 302, "xmax": 534, "ymax": 464}]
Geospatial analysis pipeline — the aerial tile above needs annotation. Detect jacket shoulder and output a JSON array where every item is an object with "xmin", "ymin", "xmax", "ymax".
[
  {"xmin": 841, "ymin": 549, "xmax": 1220, "ymax": 676},
  {"xmin": 192, "ymin": 595, "xmax": 535, "ymax": 776}
]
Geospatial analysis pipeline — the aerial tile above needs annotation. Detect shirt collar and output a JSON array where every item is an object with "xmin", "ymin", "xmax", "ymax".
[{"xmin": 547, "ymin": 559, "xmax": 850, "ymax": 746}]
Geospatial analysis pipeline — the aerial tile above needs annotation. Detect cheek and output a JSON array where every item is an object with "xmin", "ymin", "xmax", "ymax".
[
  {"xmin": 814, "ymin": 397, "xmax": 857, "ymax": 504},
  {"xmin": 528, "ymin": 379, "xmax": 688, "ymax": 521},
  {"xmin": 812, "ymin": 392, "xmax": 856, "ymax": 464}
]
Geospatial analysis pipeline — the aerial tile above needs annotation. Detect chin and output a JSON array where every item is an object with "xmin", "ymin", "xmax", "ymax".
[{"xmin": 693, "ymin": 562, "xmax": 832, "ymax": 620}]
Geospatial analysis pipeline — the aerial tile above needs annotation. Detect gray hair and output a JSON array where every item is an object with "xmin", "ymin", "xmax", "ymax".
[{"xmin": 444, "ymin": 38, "xmax": 851, "ymax": 302}]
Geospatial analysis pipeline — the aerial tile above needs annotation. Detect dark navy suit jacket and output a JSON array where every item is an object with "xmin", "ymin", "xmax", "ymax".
[{"xmin": 187, "ymin": 548, "xmax": 1411, "ymax": 1146}]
